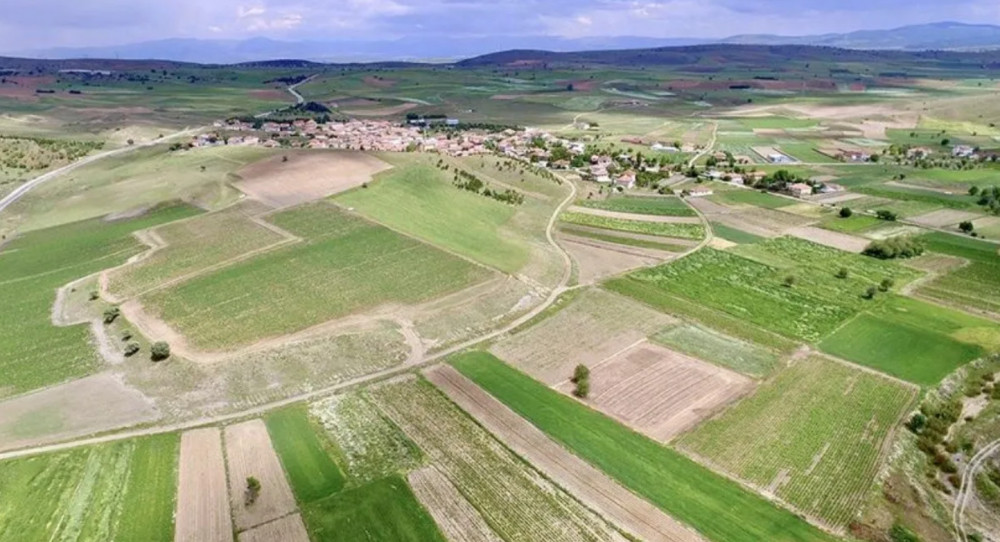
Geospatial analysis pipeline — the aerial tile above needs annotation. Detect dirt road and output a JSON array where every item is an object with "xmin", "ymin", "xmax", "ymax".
[{"xmin": 954, "ymin": 437, "xmax": 1000, "ymax": 541}]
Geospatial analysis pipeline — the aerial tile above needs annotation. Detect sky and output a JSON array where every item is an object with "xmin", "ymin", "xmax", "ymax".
[{"xmin": 2, "ymin": 0, "xmax": 1000, "ymax": 52}]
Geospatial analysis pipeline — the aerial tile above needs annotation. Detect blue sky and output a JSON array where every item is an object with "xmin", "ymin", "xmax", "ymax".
[{"xmin": 2, "ymin": 0, "xmax": 999, "ymax": 51}]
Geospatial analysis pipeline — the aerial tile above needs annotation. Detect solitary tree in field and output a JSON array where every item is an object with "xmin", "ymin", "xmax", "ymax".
[
  {"xmin": 245, "ymin": 476, "xmax": 262, "ymax": 506},
  {"xmin": 103, "ymin": 307, "xmax": 121, "ymax": 324},
  {"xmin": 571, "ymin": 364, "xmax": 591, "ymax": 399},
  {"xmin": 864, "ymin": 285, "xmax": 878, "ymax": 299},
  {"xmin": 836, "ymin": 267, "xmax": 849, "ymax": 279},
  {"xmin": 960, "ymin": 221, "xmax": 975, "ymax": 234},
  {"xmin": 880, "ymin": 277, "xmax": 895, "ymax": 292},
  {"xmin": 839, "ymin": 207, "xmax": 853, "ymax": 218},
  {"xmin": 783, "ymin": 275, "xmax": 796, "ymax": 288},
  {"xmin": 150, "ymin": 341, "xmax": 171, "ymax": 361}
]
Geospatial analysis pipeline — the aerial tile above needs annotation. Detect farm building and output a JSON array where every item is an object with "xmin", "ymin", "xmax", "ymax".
[
  {"xmin": 616, "ymin": 170, "xmax": 637, "ymax": 189},
  {"xmin": 687, "ymin": 185, "xmax": 714, "ymax": 197},
  {"xmin": 789, "ymin": 183, "xmax": 813, "ymax": 198}
]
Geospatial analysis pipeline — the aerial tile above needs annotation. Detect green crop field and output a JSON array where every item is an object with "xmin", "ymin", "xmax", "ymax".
[
  {"xmin": 652, "ymin": 323, "xmax": 781, "ymax": 377},
  {"xmin": 337, "ymin": 154, "xmax": 540, "ymax": 274},
  {"xmin": 819, "ymin": 296, "xmax": 998, "ymax": 385},
  {"xmin": 678, "ymin": 356, "xmax": 915, "ymax": 529},
  {"xmin": 710, "ymin": 222, "xmax": 765, "ymax": 244},
  {"xmin": 917, "ymin": 232, "xmax": 1000, "ymax": 314},
  {"xmin": 819, "ymin": 214, "xmax": 883, "ymax": 233},
  {"xmin": 142, "ymin": 202, "xmax": 492, "ymax": 350},
  {"xmin": 0, "ymin": 202, "xmax": 200, "ymax": 397},
  {"xmin": 606, "ymin": 237, "xmax": 920, "ymax": 343},
  {"xmin": 711, "ymin": 189, "xmax": 795, "ymax": 209},
  {"xmin": 451, "ymin": 352, "xmax": 836, "ymax": 542},
  {"xmin": 558, "ymin": 225, "xmax": 691, "ymax": 252},
  {"xmin": 576, "ymin": 195, "xmax": 696, "ymax": 216},
  {"xmin": 301, "ymin": 475, "xmax": 445, "ymax": 542},
  {"xmin": 265, "ymin": 406, "xmax": 346, "ymax": 503},
  {"xmin": 560, "ymin": 211, "xmax": 705, "ymax": 239},
  {"xmin": 0, "ymin": 434, "xmax": 178, "ymax": 541}
]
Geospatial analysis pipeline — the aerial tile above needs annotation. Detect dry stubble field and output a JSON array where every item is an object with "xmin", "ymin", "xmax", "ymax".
[
  {"xmin": 175, "ymin": 428, "xmax": 232, "ymax": 542},
  {"xmin": 233, "ymin": 151, "xmax": 392, "ymax": 208},
  {"xmin": 223, "ymin": 419, "xmax": 298, "ymax": 532}
]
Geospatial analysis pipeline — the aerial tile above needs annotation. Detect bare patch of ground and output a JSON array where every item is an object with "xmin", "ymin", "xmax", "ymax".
[
  {"xmin": 566, "ymin": 205, "xmax": 702, "ymax": 223},
  {"xmin": 786, "ymin": 226, "xmax": 870, "ymax": 253},
  {"xmin": 363, "ymin": 75, "xmax": 397, "ymax": 88},
  {"xmin": 234, "ymin": 151, "xmax": 391, "ymax": 208},
  {"xmin": 224, "ymin": 419, "xmax": 298, "ymax": 531},
  {"xmin": 426, "ymin": 365, "xmax": 704, "ymax": 542},
  {"xmin": 0, "ymin": 373, "xmax": 160, "ymax": 452},
  {"xmin": 238, "ymin": 514, "xmax": 309, "ymax": 542},
  {"xmin": 176, "ymin": 427, "xmax": 233, "ymax": 542},
  {"xmin": 560, "ymin": 224, "xmax": 699, "ymax": 247},
  {"xmin": 555, "ymin": 342, "xmax": 754, "ymax": 442},
  {"xmin": 909, "ymin": 209, "xmax": 983, "ymax": 228},
  {"xmin": 408, "ymin": 466, "xmax": 504, "ymax": 542},
  {"xmin": 690, "ymin": 197, "xmax": 810, "ymax": 237},
  {"xmin": 560, "ymin": 234, "xmax": 671, "ymax": 285},
  {"xmin": 708, "ymin": 237, "xmax": 737, "ymax": 250}
]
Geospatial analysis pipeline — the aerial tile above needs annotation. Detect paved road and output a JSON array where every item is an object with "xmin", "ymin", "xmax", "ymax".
[{"xmin": 0, "ymin": 128, "xmax": 199, "ymax": 215}]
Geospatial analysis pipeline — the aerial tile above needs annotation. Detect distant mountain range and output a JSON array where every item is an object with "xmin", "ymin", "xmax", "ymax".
[{"xmin": 9, "ymin": 22, "xmax": 1000, "ymax": 64}]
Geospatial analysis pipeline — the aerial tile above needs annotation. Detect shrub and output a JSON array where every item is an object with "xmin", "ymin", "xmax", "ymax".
[
  {"xmin": 835, "ymin": 267, "xmax": 849, "ymax": 279},
  {"xmin": 103, "ymin": 307, "xmax": 121, "ymax": 324},
  {"xmin": 783, "ymin": 275, "xmax": 796, "ymax": 288},
  {"xmin": 150, "ymin": 341, "xmax": 171, "ymax": 361},
  {"xmin": 572, "ymin": 363, "xmax": 590, "ymax": 398},
  {"xmin": 889, "ymin": 523, "xmax": 920, "ymax": 542},
  {"xmin": 907, "ymin": 412, "xmax": 927, "ymax": 434},
  {"xmin": 124, "ymin": 342, "xmax": 140, "ymax": 357},
  {"xmin": 880, "ymin": 277, "xmax": 895, "ymax": 292},
  {"xmin": 862, "ymin": 236, "xmax": 925, "ymax": 260},
  {"xmin": 876, "ymin": 209, "xmax": 898, "ymax": 221},
  {"xmin": 88, "ymin": 290, "xmax": 100, "ymax": 301},
  {"xmin": 120, "ymin": 329, "xmax": 133, "ymax": 341},
  {"xmin": 573, "ymin": 379, "xmax": 590, "ymax": 398},
  {"xmin": 959, "ymin": 221, "xmax": 975, "ymax": 234},
  {"xmin": 245, "ymin": 476, "xmax": 261, "ymax": 506},
  {"xmin": 864, "ymin": 286, "xmax": 878, "ymax": 299},
  {"xmin": 839, "ymin": 207, "xmax": 853, "ymax": 218}
]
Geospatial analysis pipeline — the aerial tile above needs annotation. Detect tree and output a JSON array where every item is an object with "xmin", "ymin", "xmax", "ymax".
[
  {"xmin": 862, "ymin": 236, "xmax": 925, "ymax": 260},
  {"xmin": 835, "ymin": 267, "xmax": 849, "ymax": 279},
  {"xmin": 880, "ymin": 277, "xmax": 895, "ymax": 292},
  {"xmin": 571, "ymin": 364, "xmax": 590, "ymax": 398},
  {"xmin": 150, "ymin": 341, "xmax": 171, "ymax": 361},
  {"xmin": 245, "ymin": 476, "xmax": 262, "ymax": 506},
  {"xmin": 124, "ymin": 342, "xmax": 140, "ymax": 357},
  {"xmin": 875, "ymin": 209, "xmax": 898, "ymax": 221},
  {"xmin": 839, "ymin": 207, "xmax": 853, "ymax": 218},
  {"xmin": 783, "ymin": 275, "xmax": 796, "ymax": 288},
  {"xmin": 907, "ymin": 412, "xmax": 927, "ymax": 434},
  {"xmin": 969, "ymin": 186, "xmax": 980, "ymax": 196},
  {"xmin": 959, "ymin": 221, "xmax": 975, "ymax": 234},
  {"xmin": 566, "ymin": 83, "xmax": 574, "ymax": 91},
  {"xmin": 941, "ymin": 138, "xmax": 950, "ymax": 147},
  {"xmin": 103, "ymin": 307, "xmax": 121, "ymax": 324}
]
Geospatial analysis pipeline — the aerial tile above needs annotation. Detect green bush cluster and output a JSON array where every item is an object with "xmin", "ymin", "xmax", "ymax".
[{"xmin": 862, "ymin": 236, "xmax": 925, "ymax": 260}]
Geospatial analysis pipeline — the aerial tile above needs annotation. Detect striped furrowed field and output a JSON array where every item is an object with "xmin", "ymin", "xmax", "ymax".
[
  {"xmin": 678, "ymin": 356, "xmax": 916, "ymax": 530},
  {"xmin": 577, "ymin": 195, "xmax": 696, "ymax": 217},
  {"xmin": 368, "ymin": 377, "xmax": 626, "ymax": 542},
  {"xmin": 142, "ymin": 202, "xmax": 493, "ymax": 350},
  {"xmin": 0, "ymin": 202, "xmax": 200, "ymax": 397},
  {"xmin": 106, "ymin": 199, "xmax": 287, "ymax": 300},
  {"xmin": 560, "ymin": 211, "xmax": 705, "ymax": 239},
  {"xmin": 917, "ymin": 232, "xmax": 1000, "ymax": 315},
  {"xmin": 0, "ymin": 434, "xmax": 178, "ymax": 542}
]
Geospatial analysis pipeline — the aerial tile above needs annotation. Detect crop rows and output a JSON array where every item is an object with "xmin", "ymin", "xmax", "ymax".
[
  {"xmin": 560, "ymin": 211, "xmax": 705, "ymax": 239},
  {"xmin": 368, "ymin": 377, "xmax": 625, "ymax": 542},
  {"xmin": 918, "ymin": 232, "xmax": 1000, "ymax": 315},
  {"xmin": 577, "ymin": 195, "xmax": 696, "ymax": 217},
  {"xmin": 678, "ymin": 356, "xmax": 915, "ymax": 529},
  {"xmin": 652, "ymin": 324, "xmax": 780, "ymax": 377}
]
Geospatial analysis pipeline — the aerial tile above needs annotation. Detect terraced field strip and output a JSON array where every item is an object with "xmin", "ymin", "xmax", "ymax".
[
  {"xmin": 785, "ymin": 226, "xmax": 869, "ymax": 253},
  {"xmin": 223, "ymin": 419, "xmax": 298, "ymax": 532},
  {"xmin": 238, "ymin": 514, "xmax": 309, "ymax": 542},
  {"xmin": 678, "ymin": 356, "xmax": 916, "ymax": 530},
  {"xmin": 561, "ymin": 211, "xmax": 706, "ymax": 240},
  {"xmin": 577, "ymin": 195, "xmax": 697, "ymax": 217},
  {"xmin": 368, "ymin": 376, "xmax": 627, "ymax": 542},
  {"xmin": 451, "ymin": 352, "xmax": 837, "ymax": 542},
  {"xmin": 426, "ymin": 364, "xmax": 704, "ymax": 542},
  {"xmin": 175, "ymin": 428, "xmax": 232, "ymax": 542},
  {"xmin": 567, "ymin": 205, "xmax": 703, "ymax": 224},
  {"xmin": 408, "ymin": 466, "xmax": 504, "ymax": 542}
]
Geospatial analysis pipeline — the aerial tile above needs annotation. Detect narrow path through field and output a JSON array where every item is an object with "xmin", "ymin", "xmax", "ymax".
[{"xmin": 953, "ymin": 437, "xmax": 1000, "ymax": 541}]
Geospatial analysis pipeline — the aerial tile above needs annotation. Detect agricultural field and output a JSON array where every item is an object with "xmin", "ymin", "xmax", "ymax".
[
  {"xmin": 369, "ymin": 376, "xmax": 627, "ymax": 542},
  {"xmin": 577, "ymin": 195, "xmax": 696, "ymax": 216},
  {"xmin": 916, "ymin": 232, "xmax": 1000, "ymax": 315},
  {"xmin": 652, "ymin": 323, "xmax": 781, "ymax": 377},
  {"xmin": 451, "ymin": 352, "xmax": 836, "ymax": 542},
  {"xmin": 678, "ymin": 356, "xmax": 916, "ymax": 530},
  {"xmin": 234, "ymin": 150, "xmax": 392, "ymax": 207},
  {"xmin": 140, "ymin": 202, "xmax": 492, "ymax": 350},
  {"xmin": 560, "ymin": 211, "xmax": 706, "ymax": 239},
  {"xmin": 224, "ymin": 419, "xmax": 299, "ymax": 531},
  {"xmin": 710, "ymin": 222, "xmax": 765, "ymax": 244},
  {"xmin": 265, "ymin": 406, "xmax": 346, "ymax": 503},
  {"xmin": 0, "ymin": 434, "xmax": 178, "ymax": 542},
  {"xmin": 0, "ymin": 202, "xmax": 200, "ymax": 397},
  {"xmin": 710, "ymin": 189, "xmax": 795, "ymax": 209}
]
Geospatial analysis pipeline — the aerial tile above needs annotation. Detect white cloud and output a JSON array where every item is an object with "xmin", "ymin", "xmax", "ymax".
[{"xmin": 237, "ymin": 5, "xmax": 266, "ymax": 18}]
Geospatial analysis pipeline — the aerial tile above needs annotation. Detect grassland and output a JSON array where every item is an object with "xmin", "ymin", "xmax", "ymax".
[
  {"xmin": 711, "ymin": 189, "xmax": 795, "ymax": 209},
  {"xmin": 0, "ymin": 434, "xmax": 178, "ymax": 541},
  {"xmin": 607, "ymin": 237, "xmax": 920, "ymax": 343},
  {"xmin": 0, "ymin": 202, "xmax": 200, "ymax": 396},
  {"xmin": 560, "ymin": 211, "xmax": 705, "ymax": 239},
  {"xmin": 369, "ymin": 376, "xmax": 624, "ymax": 542},
  {"xmin": 917, "ymin": 232, "xmax": 1000, "ymax": 314},
  {"xmin": 301, "ymin": 475, "xmax": 446, "ymax": 542},
  {"xmin": 451, "ymin": 352, "xmax": 836, "ymax": 542},
  {"xmin": 577, "ymin": 195, "xmax": 696, "ymax": 216},
  {"xmin": 819, "ymin": 214, "xmax": 883, "ymax": 233},
  {"xmin": 265, "ymin": 406, "xmax": 346, "ymax": 503},
  {"xmin": 678, "ymin": 356, "xmax": 915, "ymax": 530},
  {"xmin": 710, "ymin": 222, "xmax": 765, "ymax": 244},
  {"xmin": 142, "ymin": 202, "xmax": 491, "ymax": 350},
  {"xmin": 652, "ymin": 324, "xmax": 780, "ymax": 377}
]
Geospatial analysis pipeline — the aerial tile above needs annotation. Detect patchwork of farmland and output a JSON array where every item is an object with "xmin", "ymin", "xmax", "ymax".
[
  {"xmin": 678, "ymin": 356, "xmax": 916, "ymax": 530},
  {"xmin": 141, "ymin": 202, "xmax": 492, "ymax": 350},
  {"xmin": 265, "ymin": 407, "xmax": 346, "ymax": 503},
  {"xmin": 0, "ymin": 435, "xmax": 178, "ymax": 542},
  {"xmin": 451, "ymin": 352, "xmax": 836, "ymax": 542},
  {"xmin": 369, "ymin": 376, "xmax": 627, "ymax": 542},
  {"xmin": 0, "ymin": 202, "xmax": 200, "ymax": 397}
]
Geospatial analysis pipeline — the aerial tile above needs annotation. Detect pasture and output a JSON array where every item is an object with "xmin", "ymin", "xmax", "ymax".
[
  {"xmin": 560, "ymin": 211, "xmax": 706, "ymax": 239},
  {"xmin": 577, "ymin": 195, "xmax": 696, "ymax": 216},
  {"xmin": 265, "ymin": 406, "xmax": 346, "ymax": 503},
  {"xmin": 451, "ymin": 352, "xmax": 836, "ymax": 542},
  {"xmin": 141, "ymin": 202, "xmax": 492, "ymax": 350},
  {"xmin": 0, "ymin": 202, "xmax": 200, "ymax": 397},
  {"xmin": 678, "ymin": 356, "xmax": 916, "ymax": 530},
  {"xmin": 917, "ymin": 232, "xmax": 1000, "ymax": 315},
  {"xmin": 0, "ymin": 434, "xmax": 178, "ymax": 542}
]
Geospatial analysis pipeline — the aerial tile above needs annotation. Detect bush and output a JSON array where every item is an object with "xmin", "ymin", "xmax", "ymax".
[
  {"xmin": 245, "ymin": 476, "xmax": 261, "ymax": 506},
  {"xmin": 783, "ymin": 275, "xmax": 796, "ymax": 288},
  {"xmin": 124, "ymin": 342, "xmax": 140, "ymax": 357},
  {"xmin": 864, "ymin": 286, "xmax": 878, "ymax": 299},
  {"xmin": 572, "ymin": 363, "xmax": 590, "ymax": 398},
  {"xmin": 120, "ymin": 329, "xmax": 133, "ymax": 341},
  {"xmin": 880, "ymin": 277, "xmax": 895, "ymax": 292},
  {"xmin": 863, "ymin": 236, "xmax": 925, "ymax": 260},
  {"xmin": 907, "ymin": 412, "xmax": 927, "ymax": 434},
  {"xmin": 103, "ymin": 307, "xmax": 121, "ymax": 324},
  {"xmin": 876, "ymin": 209, "xmax": 898, "ymax": 221},
  {"xmin": 959, "ymin": 221, "xmax": 975, "ymax": 234},
  {"xmin": 150, "ymin": 341, "xmax": 171, "ymax": 361},
  {"xmin": 839, "ymin": 207, "xmax": 853, "ymax": 218},
  {"xmin": 835, "ymin": 267, "xmax": 849, "ymax": 279},
  {"xmin": 88, "ymin": 290, "xmax": 100, "ymax": 301}
]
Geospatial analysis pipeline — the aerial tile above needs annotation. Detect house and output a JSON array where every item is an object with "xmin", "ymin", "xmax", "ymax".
[
  {"xmin": 838, "ymin": 150, "xmax": 870, "ymax": 162},
  {"xmin": 907, "ymin": 147, "xmax": 933, "ymax": 159},
  {"xmin": 953, "ymin": 145, "xmax": 976, "ymax": 158},
  {"xmin": 615, "ymin": 170, "xmax": 637, "ymax": 189},
  {"xmin": 789, "ymin": 183, "xmax": 813, "ymax": 198},
  {"xmin": 729, "ymin": 175, "xmax": 745, "ymax": 186},
  {"xmin": 687, "ymin": 185, "xmax": 714, "ymax": 197}
]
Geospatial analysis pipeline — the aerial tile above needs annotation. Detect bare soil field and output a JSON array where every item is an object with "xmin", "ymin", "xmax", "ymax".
[
  {"xmin": 0, "ymin": 373, "xmax": 160, "ymax": 452},
  {"xmin": 786, "ymin": 226, "xmax": 870, "ymax": 253},
  {"xmin": 909, "ymin": 209, "xmax": 983, "ymax": 228},
  {"xmin": 490, "ymin": 288, "xmax": 675, "ymax": 384},
  {"xmin": 408, "ymin": 466, "xmax": 504, "ymax": 542},
  {"xmin": 810, "ymin": 192, "xmax": 866, "ymax": 205},
  {"xmin": 426, "ymin": 365, "xmax": 704, "ymax": 542},
  {"xmin": 234, "ymin": 151, "xmax": 391, "ymax": 207},
  {"xmin": 566, "ymin": 206, "xmax": 702, "ymax": 224},
  {"xmin": 238, "ymin": 514, "xmax": 309, "ymax": 542},
  {"xmin": 691, "ymin": 196, "xmax": 812, "ymax": 237},
  {"xmin": 176, "ymin": 428, "xmax": 233, "ymax": 542},
  {"xmin": 556, "ymin": 342, "xmax": 754, "ymax": 441},
  {"xmin": 560, "ymin": 234, "xmax": 671, "ymax": 285},
  {"xmin": 224, "ymin": 419, "xmax": 298, "ymax": 531}
]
